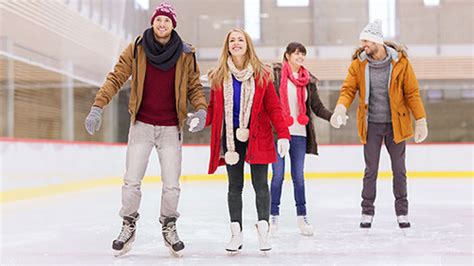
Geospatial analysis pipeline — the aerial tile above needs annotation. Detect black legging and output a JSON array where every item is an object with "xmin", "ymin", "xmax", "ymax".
[{"xmin": 224, "ymin": 132, "xmax": 270, "ymax": 229}]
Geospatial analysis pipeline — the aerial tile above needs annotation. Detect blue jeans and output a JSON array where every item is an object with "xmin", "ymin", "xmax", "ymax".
[{"xmin": 270, "ymin": 135, "xmax": 307, "ymax": 216}]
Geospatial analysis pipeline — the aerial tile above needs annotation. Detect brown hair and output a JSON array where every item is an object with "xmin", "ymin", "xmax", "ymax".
[{"xmin": 283, "ymin": 42, "xmax": 307, "ymax": 62}]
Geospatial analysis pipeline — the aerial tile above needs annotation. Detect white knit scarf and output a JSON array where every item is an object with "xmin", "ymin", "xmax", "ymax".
[{"xmin": 223, "ymin": 58, "xmax": 255, "ymax": 165}]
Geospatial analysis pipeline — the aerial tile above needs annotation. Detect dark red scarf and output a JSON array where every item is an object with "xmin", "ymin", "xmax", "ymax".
[{"xmin": 279, "ymin": 61, "xmax": 310, "ymax": 126}]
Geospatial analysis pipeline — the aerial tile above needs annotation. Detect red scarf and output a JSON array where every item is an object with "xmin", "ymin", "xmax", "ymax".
[{"xmin": 279, "ymin": 61, "xmax": 310, "ymax": 126}]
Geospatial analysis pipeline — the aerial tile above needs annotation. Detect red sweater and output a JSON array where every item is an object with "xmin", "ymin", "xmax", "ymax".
[{"xmin": 136, "ymin": 63, "xmax": 178, "ymax": 126}]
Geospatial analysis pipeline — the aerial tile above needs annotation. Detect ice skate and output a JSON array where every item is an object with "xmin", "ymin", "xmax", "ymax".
[
  {"xmin": 161, "ymin": 217, "xmax": 185, "ymax": 257},
  {"xmin": 360, "ymin": 214, "xmax": 373, "ymax": 229},
  {"xmin": 269, "ymin": 215, "xmax": 279, "ymax": 237},
  {"xmin": 226, "ymin": 222, "xmax": 243, "ymax": 255},
  {"xmin": 397, "ymin": 215, "xmax": 411, "ymax": 229},
  {"xmin": 297, "ymin": 216, "xmax": 314, "ymax": 236},
  {"xmin": 112, "ymin": 213, "xmax": 139, "ymax": 257},
  {"xmin": 256, "ymin": 220, "xmax": 271, "ymax": 253}
]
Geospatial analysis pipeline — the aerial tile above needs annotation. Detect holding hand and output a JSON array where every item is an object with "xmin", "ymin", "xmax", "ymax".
[
  {"xmin": 330, "ymin": 104, "xmax": 349, "ymax": 128},
  {"xmin": 187, "ymin": 109, "xmax": 207, "ymax": 133},
  {"xmin": 414, "ymin": 118, "xmax": 428, "ymax": 143},
  {"xmin": 277, "ymin": 138, "xmax": 290, "ymax": 158},
  {"xmin": 84, "ymin": 106, "xmax": 103, "ymax": 135}
]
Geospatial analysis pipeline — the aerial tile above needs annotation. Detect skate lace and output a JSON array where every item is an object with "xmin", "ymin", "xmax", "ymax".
[
  {"xmin": 117, "ymin": 224, "xmax": 134, "ymax": 242},
  {"xmin": 163, "ymin": 223, "xmax": 180, "ymax": 244},
  {"xmin": 271, "ymin": 216, "xmax": 278, "ymax": 225},
  {"xmin": 397, "ymin": 215, "xmax": 409, "ymax": 223},
  {"xmin": 302, "ymin": 216, "xmax": 310, "ymax": 226}
]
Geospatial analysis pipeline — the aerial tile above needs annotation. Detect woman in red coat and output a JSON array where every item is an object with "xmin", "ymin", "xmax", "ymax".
[{"xmin": 206, "ymin": 28, "xmax": 290, "ymax": 254}]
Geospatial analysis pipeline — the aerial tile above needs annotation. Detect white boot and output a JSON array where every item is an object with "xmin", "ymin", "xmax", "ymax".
[
  {"xmin": 256, "ymin": 220, "xmax": 271, "ymax": 252},
  {"xmin": 269, "ymin": 215, "xmax": 279, "ymax": 237},
  {"xmin": 297, "ymin": 216, "xmax": 314, "ymax": 236},
  {"xmin": 226, "ymin": 222, "xmax": 243, "ymax": 253}
]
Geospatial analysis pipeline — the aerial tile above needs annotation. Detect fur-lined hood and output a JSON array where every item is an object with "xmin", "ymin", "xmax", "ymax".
[{"xmin": 352, "ymin": 41, "xmax": 408, "ymax": 62}]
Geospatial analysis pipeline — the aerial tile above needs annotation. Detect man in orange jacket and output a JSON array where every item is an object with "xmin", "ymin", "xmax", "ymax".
[{"xmin": 331, "ymin": 20, "xmax": 428, "ymax": 229}]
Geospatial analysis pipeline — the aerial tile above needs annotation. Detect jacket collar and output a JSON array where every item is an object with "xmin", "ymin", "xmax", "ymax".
[{"xmin": 358, "ymin": 45, "xmax": 399, "ymax": 63}]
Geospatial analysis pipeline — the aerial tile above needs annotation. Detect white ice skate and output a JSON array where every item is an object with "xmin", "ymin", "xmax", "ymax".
[
  {"xmin": 226, "ymin": 222, "xmax": 243, "ymax": 255},
  {"xmin": 256, "ymin": 220, "xmax": 271, "ymax": 254},
  {"xmin": 112, "ymin": 213, "xmax": 139, "ymax": 257},
  {"xmin": 297, "ymin": 216, "xmax": 314, "ymax": 236},
  {"xmin": 269, "ymin": 215, "xmax": 279, "ymax": 237},
  {"xmin": 360, "ymin": 214, "xmax": 373, "ymax": 229}
]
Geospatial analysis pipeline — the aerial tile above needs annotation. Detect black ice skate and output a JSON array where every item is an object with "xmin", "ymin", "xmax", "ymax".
[
  {"xmin": 112, "ymin": 213, "xmax": 139, "ymax": 257},
  {"xmin": 397, "ymin": 215, "xmax": 411, "ymax": 229},
  {"xmin": 161, "ymin": 217, "xmax": 185, "ymax": 257},
  {"xmin": 359, "ymin": 214, "xmax": 373, "ymax": 228}
]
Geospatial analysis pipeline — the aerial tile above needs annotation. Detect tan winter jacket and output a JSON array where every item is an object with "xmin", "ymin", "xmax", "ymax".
[
  {"xmin": 93, "ymin": 37, "xmax": 207, "ymax": 128},
  {"xmin": 337, "ymin": 41, "xmax": 426, "ymax": 144}
]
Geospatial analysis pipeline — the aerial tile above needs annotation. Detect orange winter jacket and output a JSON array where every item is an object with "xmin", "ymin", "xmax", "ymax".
[
  {"xmin": 336, "ymin": 42, "xmax": 426, "ymax": 144},
  {"xmin": 93, "ymin": 36, "xmax": 207, "ymax": 128}
]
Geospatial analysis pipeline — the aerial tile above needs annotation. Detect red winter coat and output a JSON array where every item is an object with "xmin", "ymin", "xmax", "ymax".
[{"xmin": 206, "ymin": 76, "xmax": 290, "ymax": 174}]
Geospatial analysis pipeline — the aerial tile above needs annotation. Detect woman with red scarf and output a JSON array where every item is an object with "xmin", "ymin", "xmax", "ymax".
[{"xmin": 269, "ymin": 42, "xmax": 334, "ymax": 237}]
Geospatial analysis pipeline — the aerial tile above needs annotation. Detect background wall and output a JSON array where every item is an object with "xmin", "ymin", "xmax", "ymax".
[{"xmin": 1, "ymin": 139, "xmax": 472, "ymax": 202}]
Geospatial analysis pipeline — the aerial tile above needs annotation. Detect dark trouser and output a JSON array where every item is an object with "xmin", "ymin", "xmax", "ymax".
[
  {"xmin": 362, "ymin": 122, "xmax": 408, "ymax": 216},
  {"xmin": 271, "ymin": 135, "xmax": 307, "ymax": 216},
  {"xmin": 225, "ymin": 135, "xmax": 270, "ymax": 229}
]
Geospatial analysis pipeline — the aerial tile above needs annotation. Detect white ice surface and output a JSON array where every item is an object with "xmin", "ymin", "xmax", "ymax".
[{"xmin": 1, "ymin": 178, "xmax": 473, "ymax": 265}]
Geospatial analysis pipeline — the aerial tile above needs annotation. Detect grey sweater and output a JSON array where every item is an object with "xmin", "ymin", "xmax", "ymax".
[{"xmin": 367, "ymin": 50, "xmax": 392, "ymax": 123}]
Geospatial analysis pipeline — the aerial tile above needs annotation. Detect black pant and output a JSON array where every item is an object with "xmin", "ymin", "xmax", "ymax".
[
  {"xmin": 224, "ymin": 133, "xmax": 270, "ymax": 229},
  {"xmin": 362, "ymin": 122, "xmax": 408, "ymax": 216}
]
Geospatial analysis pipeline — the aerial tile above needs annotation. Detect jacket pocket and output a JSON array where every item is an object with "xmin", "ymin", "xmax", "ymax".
[
  {"xmin": 397, "ymin": 105, "xmax": 412, "ymax": 137},
  {"xmin": 357, "ymin": 105, "xmax": 367, "ymax": 141}
]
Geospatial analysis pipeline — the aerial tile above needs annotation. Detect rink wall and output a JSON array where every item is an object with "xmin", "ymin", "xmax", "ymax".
[{"xmin": 0, "ymin": 138, "xmax": 472, "ymax": 202}]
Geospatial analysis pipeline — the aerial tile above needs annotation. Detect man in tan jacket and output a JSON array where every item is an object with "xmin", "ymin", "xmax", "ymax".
[
  {"xmin": 84, "ymin": 2, "xmax": 207, "ymax": 257},
  {"xmin": 330, "ymin": 20, "xmax": 428, "ymax": 229}
]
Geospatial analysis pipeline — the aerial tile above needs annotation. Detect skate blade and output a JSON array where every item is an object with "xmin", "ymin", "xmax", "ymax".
[
  {"xmin": 113, "ymin": 244, "xmax": 132, "ymax": 257},
  {"xmin": 399, "ymin": 227, "xmax": 411, "ymax": 237},
  {"xmin": 260, "ymin": 250, "xmax": 271, "ymax": 256},
  {"xmin": 168, "ymin": 248, "xmax": 183, "ymax": 258},
  {"xmin": 300, "ymin": 230, "xmax": 314, "ymax": 236},
  {"xmin": 226, "ymin": 245, "xmax": 242, "ymax": 256},
  {"xmin": 226, "ymin": 250, "xmax": 241, "ymax": 256}
]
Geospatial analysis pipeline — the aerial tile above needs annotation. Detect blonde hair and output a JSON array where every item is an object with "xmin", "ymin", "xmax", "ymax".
[{"xmin": 208, "ymin": 28, "xmax": 272, "ymax": 89}]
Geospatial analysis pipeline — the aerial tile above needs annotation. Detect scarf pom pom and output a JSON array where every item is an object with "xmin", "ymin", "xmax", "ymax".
[
  {"xmin": 285, "ymin": 116, "xmax": 294, "ymax": 127},
  {"xmin": 297, "ymin": 114, "xmax": 309, "ymax": 125},
  {"xmin": 236, "ymin": 128, "xmax": 249, "ymax": 142},
  {"xmin": 225, "ymin": 151, "xmax": 239, "ymax": 165}
]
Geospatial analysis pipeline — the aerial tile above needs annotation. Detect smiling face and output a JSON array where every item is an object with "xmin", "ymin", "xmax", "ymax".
[
  {"xmin": 360, "ymin": 40, "xmax": 379, "ymax": 57},
  {"xmin": 152, "ymin": 15, "xmax": 173, "ymax": 39},
  {"xmin": 285, "ymin": 49, "xmax": 306, "ymax": 70},
  {"xmin": 227, "ymin": 31, "xmax": 247, "ymax": 58}
]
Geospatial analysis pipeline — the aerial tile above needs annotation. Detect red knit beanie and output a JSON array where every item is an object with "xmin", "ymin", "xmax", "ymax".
[{"xmin": 150, "ymin": 2, "xmax": 177, "ymax": 28}]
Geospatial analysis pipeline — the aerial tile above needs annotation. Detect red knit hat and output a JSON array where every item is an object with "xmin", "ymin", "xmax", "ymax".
[{"xmin": 150, "ymin": 2, "xmax": 177, "ymax": 28}]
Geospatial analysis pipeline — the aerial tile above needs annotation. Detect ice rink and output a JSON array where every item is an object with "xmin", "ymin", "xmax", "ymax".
[{"xmin": 1, "ymin": 178, "xmax": 472, "ymax": 265}]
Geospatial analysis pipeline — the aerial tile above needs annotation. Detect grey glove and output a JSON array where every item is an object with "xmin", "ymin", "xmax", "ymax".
[
  {"xmin": 84, "ymin": 106, "xmax": 103, "ymax": 135},
  {"xmin": 186, "ymin": 109, "xmax": 207, "ymax": 133}
]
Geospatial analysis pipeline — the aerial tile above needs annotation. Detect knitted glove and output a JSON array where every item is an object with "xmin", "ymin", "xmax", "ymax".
[
  {"xmin": 84, "ymin": 106, "xmax": 103, "ymax": 135},
  {"xmin": 414, "ymin": 118, "xmax": 428, "ymax": 143},
  {"xmin": 187, "ymin": 109, "xmax": 207, "ymax": 133},
  {"xmin": 330, "ymin": 104, "xmax": 348, "ymax": 128},
  {"xmin": 277, "ymin": 138, "xmax": 290, "ymax": 158}
]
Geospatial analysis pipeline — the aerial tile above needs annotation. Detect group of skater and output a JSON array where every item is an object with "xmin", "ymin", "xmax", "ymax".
[{"xmin": 84, "ymin": 2, "xmax": 428, "ymax": 257}]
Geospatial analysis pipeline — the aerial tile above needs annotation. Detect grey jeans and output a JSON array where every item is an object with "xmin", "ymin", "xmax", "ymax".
[
  {"xmin": 362, "ymin": 122, "xmax": 408, "ymax": 216},
  {"xmin": 119, "ymin": 121, "xmax": 182, "ymax": 223}
]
